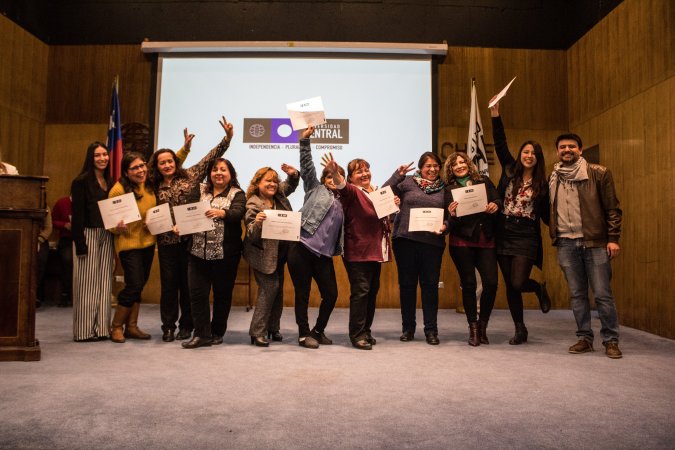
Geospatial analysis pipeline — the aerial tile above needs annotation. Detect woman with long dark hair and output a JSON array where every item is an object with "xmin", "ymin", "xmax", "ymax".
[
  {"xmin": 149, "ymin": 117, "xmax": 233, "ymax": 343},
  {"xmin": 243, "ymin": 165, "xmax": 299, "ymax": 347},
  {"xmin": 384, "ymin": 152, "xmax": 449, "ymax": 345},
  {"xmin": 70, "ymin": 141, "xmax": 115, "ymax": 341},
  {"xmin": 490, "ymin": 100, "xmax": 550, "ymax": 345},
  {"xmin": 181, "ymin": 157, "xmax": 246, "ymax": 349},
  {"xmin": 443, "ymin": 152, "xmax": 502, "ymax": 346},
  {"xmin": 108, "ymin": 151, "xmax": 156, "ymax": 343}
]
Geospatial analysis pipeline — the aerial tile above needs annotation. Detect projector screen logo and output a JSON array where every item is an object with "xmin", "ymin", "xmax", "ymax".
[
  {"xmin": 249, "ymin": 123, "xmax": 266, "ymax": 139},
  {"xmin": 243, "ymin": 118, "xmax": 349, "ymax": 144}
]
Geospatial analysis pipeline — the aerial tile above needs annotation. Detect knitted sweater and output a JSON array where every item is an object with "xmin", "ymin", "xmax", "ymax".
[{"xmin": 108, "ymin": 182, "xmax": 156, "ymax": 253}]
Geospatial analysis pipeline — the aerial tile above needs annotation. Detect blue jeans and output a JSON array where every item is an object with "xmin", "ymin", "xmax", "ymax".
[{"xmin": 556, "ymin": 238, "xmax": 619, "ymax": 343}]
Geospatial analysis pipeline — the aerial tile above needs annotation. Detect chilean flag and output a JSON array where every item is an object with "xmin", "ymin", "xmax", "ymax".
[{"xmin": 107, "ymin": 77, "xmax": 123, "ymax": 181}]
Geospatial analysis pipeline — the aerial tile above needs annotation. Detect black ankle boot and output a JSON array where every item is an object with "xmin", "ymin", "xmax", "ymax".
[
  {"xmin": 468, "ymin": 322, "xmax": 480, "ymax": 346},
  {"xmin": 478, "ymin": 320, "xmax": 489, "ymax": 345},
  {"xmin": 509, "ymin": 322, "xmax": 529, "ymax": 345},
  {"xmin": 537, "ymin": 282, "xmax": 551, "ymax": 313}
]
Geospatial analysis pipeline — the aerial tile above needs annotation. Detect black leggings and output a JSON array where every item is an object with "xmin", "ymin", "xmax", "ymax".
[
  {"xmin": 449, "ymin": 246, "xmax": 498, "ymax": 324},
  {"xmin": 497, "ymin": 254, "xmax": 539, "ymax": 324}
]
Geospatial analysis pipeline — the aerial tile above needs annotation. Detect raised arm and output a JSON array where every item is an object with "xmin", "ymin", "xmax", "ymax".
[
  {"xmin": 279, "ymin": 163, "xmax": 300, "ymax": 198},
  {"xmin": 383, "ymin": 162, "xmax": 414, "ymax": 196},
  {"xmin": 298, "ymin": 126, "xmax": 320, "ymax": 192},
  {"xmin": 175, "ymin": 128, "xmax": 195, "ymax": 164},
  {"xmin": 489, "ymin": 100, "xmax": 516, "ymax": 169},
  {"xmin": 185, "ymin": 116, "xmax": 233, "ymax": 183}
]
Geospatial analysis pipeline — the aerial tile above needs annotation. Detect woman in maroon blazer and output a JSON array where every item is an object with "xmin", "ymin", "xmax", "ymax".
[{"xmin": 324, "ymin": 158, "xmax": 392, "ymax": 350}]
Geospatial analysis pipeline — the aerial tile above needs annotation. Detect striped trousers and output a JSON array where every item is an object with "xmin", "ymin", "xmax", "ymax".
[{"xmin": 72, "ymin": 228, "xmax": 114, "ymax": 340}]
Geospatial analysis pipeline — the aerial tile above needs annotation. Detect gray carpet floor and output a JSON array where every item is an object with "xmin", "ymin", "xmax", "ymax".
[{"xmin": 1, "ymin": 305, "xmax": 674, "ymax": 450}]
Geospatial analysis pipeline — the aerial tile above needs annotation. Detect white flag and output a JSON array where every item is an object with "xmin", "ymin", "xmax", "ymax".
[{"xmin": 467, "ymin": 80, "xmax": 489, "ymax": 176}]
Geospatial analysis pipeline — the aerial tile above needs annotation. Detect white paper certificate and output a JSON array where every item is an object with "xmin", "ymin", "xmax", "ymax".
[
  {"xmin": 145, "ymin": 203, "xmax": 174, "ymax": 235},
  {"xmin": 261, "ymin": 210, "xmax": 301, "ymax": 241},
  {"xmin": 488, "ymin": 76, "xmax": 517, "ymax": 108},
  {"xmin": 369, "ymin": 186, "xmax": 400, "ymax": 219},
  {"xmin": 451, "ymin": 184, "xmax": 488, "ymax": 217},
  {"xmin": 408, "ymin": 208, "xmax": 444, "ymax": 232},
  {"xmin": 98, "ymin": 193, "xmax": 141, "ymax": 230},
  {"xmin": 173, "ymin": 202, "xmax": 215, "ymax": 235},
  {"xmin": 286, "ymin": 96, "xmax": 327, "ymax": 131}
]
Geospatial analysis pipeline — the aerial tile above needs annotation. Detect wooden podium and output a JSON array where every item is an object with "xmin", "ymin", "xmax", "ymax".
[{"xmin": 0, "ymin": 175, "xmax": 48, "ymax": 361}]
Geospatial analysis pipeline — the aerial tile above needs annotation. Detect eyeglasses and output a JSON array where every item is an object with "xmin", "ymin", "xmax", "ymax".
[{"xmin": 128, "ymin": 163, "xmax": 146, "ymax": 172}]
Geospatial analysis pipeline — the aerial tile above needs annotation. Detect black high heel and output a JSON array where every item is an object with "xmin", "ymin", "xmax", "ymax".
[
  {"xmin": 267, "ymin": 331, "xmax": 283, "ymax": 342},
  {"xmin": 251, "ymin": 336, "xmax": 270, "ymax": 347}
]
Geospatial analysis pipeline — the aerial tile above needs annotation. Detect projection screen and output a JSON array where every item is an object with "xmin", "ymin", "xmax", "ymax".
[{"xmin": 153, "ymin": 50, "xmax": 437, "ymax": 210}]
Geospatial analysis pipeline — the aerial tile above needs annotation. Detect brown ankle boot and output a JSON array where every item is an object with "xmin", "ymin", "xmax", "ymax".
[
  {"xmin": 124, "ymin": 303, "xmax": 151, "ymax": 340},
  {"xmin": 110, "ymin": 305, "xmax": 131, "ymax": 343},
  {"xmin": 468, "ymin": 322, "xmax": 480, "ymax": 346},
  {"xmin": 478, "ymin": 320, "xmax": 489, "ymax": 344}
]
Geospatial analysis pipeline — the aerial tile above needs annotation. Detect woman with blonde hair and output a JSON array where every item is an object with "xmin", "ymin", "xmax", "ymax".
[
  {"xmin": 443, "ymin": 152, "xmax": 501, "ymax": 346},
  {"xmin": 243, "ymin": 164, "xmax": 299, "ymax": 347}
]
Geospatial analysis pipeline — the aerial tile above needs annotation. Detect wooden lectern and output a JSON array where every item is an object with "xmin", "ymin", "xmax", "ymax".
[{"xmin": 0, "ymin": 175, "xmax": 48, "ymax": 361}]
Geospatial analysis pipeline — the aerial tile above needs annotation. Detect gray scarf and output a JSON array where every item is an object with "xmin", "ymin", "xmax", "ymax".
[{"xmin": 549, "ymin": 157, "xmax": 588, "ymax": 192}]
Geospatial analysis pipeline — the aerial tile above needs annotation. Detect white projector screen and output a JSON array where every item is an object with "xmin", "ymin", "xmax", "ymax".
[{"xmin": 155, "ymin": 55, "xmax": 433, "ymax": 210}]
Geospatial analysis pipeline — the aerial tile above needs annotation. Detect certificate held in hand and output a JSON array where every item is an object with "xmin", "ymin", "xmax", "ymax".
[
  {"xmin": 451, "ymin": 184, "xmax": 488, "ymax": 217},
  {"xmin": 145, "ymin": 203, "xmax": 174, "ymax": 235},
  {"xmin": 368, "ymin": 186, "xmax": 399, "ymax": 219},
  {"xmin": 98, "ymin": 193, "xmax": 141, "ymax": 230},
  {"xmin": 408, "ymin": 208, "xmax": 444, "ymax": 232},
  {"xmin": 261, "ymin": 210, "xmax": 301, "ymax": 242},
  {"xmin": 173, "ymin": 202, "xmax": 215, "ymax": 235}
]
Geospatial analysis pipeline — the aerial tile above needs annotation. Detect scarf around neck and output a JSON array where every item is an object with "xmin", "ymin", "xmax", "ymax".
[
  {"xmin": 549, "ymin": 156, "xmax": 588, "ymax": 192},
  {"xmin": 412, "ymin": 171, "xmax": 444, "ymax": 194}
]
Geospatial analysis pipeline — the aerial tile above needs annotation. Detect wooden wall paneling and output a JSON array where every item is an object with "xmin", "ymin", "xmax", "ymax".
[
  {"xmin": 43, "ymin": 124, "xmax": 108, "ymax": 208},
  {"xmin": 568, "ymin": 0, "xmax": 675, "ymax": 128},
  {"xmin": 0, "ymin": 15, "xmax": 48, "ymax": 176},
  {"xmin": 47, "ymin": 45, "xmax": 153, "ymax": 125},
  {"xmin": 439, "ymin": 47, "xmax": 567, "ymax": 132}
]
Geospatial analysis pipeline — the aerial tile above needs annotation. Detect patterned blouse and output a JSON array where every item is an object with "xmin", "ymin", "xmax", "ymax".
[
  {"xmin": 156, "ymin": 137, "xmax": 230, "ymax": 246},
  {"xmin": 190, "ymin": 184, "xmax": 243, "ymax": 260},
  {"xmin": 502, "ymin": 179, "xmax": 535, "ymax": 220}
]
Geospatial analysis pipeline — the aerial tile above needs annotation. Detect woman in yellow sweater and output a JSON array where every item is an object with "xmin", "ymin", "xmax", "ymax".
[{"xmin": 108, "ymin": 152, "xmax": 157, "ymax": 343}]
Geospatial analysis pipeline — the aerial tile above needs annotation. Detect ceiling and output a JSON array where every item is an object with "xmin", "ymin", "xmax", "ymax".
[{"xmin": 1, "ymin": 0, "xmax": 623, "ymax": 49}]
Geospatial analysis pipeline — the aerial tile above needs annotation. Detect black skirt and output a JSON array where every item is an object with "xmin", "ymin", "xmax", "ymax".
[{"xmin": 496, "ymin": 214, "xmax": 538, "ymax": 260}]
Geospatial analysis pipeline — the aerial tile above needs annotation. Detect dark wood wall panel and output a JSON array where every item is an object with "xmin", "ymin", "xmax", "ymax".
[
  {"xmin": 0, "ymin": 15, "xmax": 48, "ymax": 175},
  {"xmin": 47, "ymin": 45, "xmax": 153, "ymax": 125},
  {"xmin": 568, "ymin": 0, "xmax": 675, "ymax": 128},
  {"xmin": 567, "ymin": 0, "xmax": 675, "ymax": 338}
]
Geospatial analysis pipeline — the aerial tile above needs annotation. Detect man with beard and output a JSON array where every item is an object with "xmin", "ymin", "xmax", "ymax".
[{"xmin": 549, "ymin": 134, "xmax": 623, "ymax": 359}]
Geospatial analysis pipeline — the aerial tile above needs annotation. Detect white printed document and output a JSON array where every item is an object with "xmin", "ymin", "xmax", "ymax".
[
  {"xmin": 286, "ymin": 96, "xmax": 327, "ymax": 131},
  {"xmin": 261, "ymin": 210, "xmax": 301, "ymax": 241},
  {"xmin": 145, "ymin": 203, "xmax": 174, "ymax": 235},
  {"xmin": 451, "ymin": 184, "xmax": 488, "ymax": 217},
  {"xmin": 369, "ymin": 186, "xmax": 399, "ymax": 219},
  {"xmin": 173, "ymin": 201, "xmax": 215, "ymax": 235},
  {"xmin": 408, "ymin": 207, "xmax": 444, "ymax": 232},
  {"xmin": 98, "ymin": 193, "xmax": 141, "ymax": 230}
]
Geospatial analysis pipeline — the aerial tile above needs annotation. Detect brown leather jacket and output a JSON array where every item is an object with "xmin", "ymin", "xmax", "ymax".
[{"xmin": 549, "ymin": 163, "xmax": 622, "ymax": 247}]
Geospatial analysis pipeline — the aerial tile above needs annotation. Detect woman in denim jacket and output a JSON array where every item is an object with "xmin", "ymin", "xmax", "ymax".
[{"xmin": 287, "ymin": 126, "xmax": 345, "ymax": 349}]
